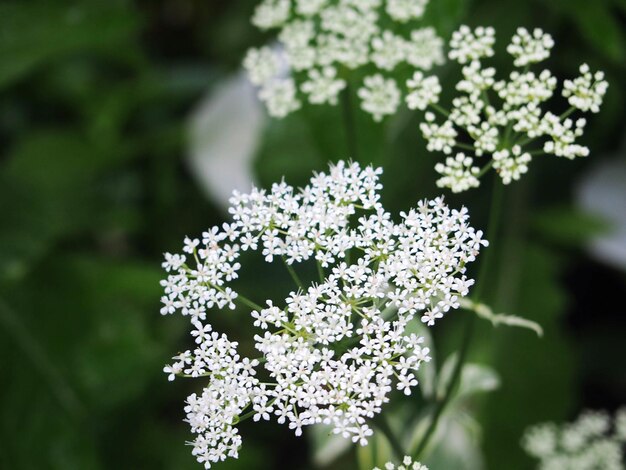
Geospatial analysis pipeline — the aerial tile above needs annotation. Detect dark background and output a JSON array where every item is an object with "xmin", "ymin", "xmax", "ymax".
[{"xmin": 0, "ymin": 0, "xmax": 624, "ymax": 469}]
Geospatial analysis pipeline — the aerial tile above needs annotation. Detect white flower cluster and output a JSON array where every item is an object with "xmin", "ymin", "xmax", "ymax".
[
  {"xmin": 407, "ymin": 26, "xmax": 608, "ymax": 192},
  {"xmin": 161, "ymin": 161, "xmax": 487, "ymax": 468},
  {"xmin": 374, "ymin": 456, "xmax": 429, "ymax": 470},
  {"xmin": 244, "ymin": 0, "xmax": 445, "ymax": 120},
  {"xmin": 522, "ymin": 408, "xmax": 626, "ymax": 470}
]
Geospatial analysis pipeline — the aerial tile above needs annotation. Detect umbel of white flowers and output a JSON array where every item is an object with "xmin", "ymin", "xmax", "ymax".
[
  {"xmin": 407, "ymin": 26, "xmax": 608, "ymax": 192},
  {"xmin": 522, "ymin": 408, "xmax": 626, "ymax": 470},
  {"xmin": 243, "ymin": 0, "xmax": 444, "ymax": 120},
  {"xmin": 160, "ymin": 161, "xmax": 487, "ymax": 468}
]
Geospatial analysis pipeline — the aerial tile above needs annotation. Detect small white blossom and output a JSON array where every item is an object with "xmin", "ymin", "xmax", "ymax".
[
  {"xmin": 492, "ymin": 146, "xmax": 531, "ymax": 184},
  {"xmin": 406, "ymin": 72, "xmax": 441, "ymax": 110},
  {"xmin": 243, "ymin": 46, "xmax": 281, "ymax": 85},
  {"xmin": 562, "ymin": 64, "xmax": 608, "ymax": 113},
  {"xmin": 435, "ymin": 153, "xmax": 481, "ymax": 193},
  {"xmin": 259, "ymin": 78, "xmax": 301, "ymax": 118},
  {"xmin": 507, "ymin": 27, "xmax": 554, "ymax": 67},
  {"xmin": 420, "ymin": 113, "xmax": 457, "ymax": 154},
  {"xmin": 449, "ymin": 25, "xmax": 495, "ymax": 64},
  {"xmin": 251, "ymin": 0, "xmax": 290, "ymax": 30},
  {"xmin": 405, "ymin": 27, "xmax": 445, "ymax": 70},
  {"xmin": 371, "ymin": 30, "xmax": 407, "ymax": 71},
  {"xmin": 301, "ymin": 66, "xmax": 346, "ymax": 104},
  {"xmin": 358, "ymin": 74, "xmax": 401, "ymax": 121},
  {"xmin": 386, "ymin": 0, "xmax": 428, "ymax": 22}
]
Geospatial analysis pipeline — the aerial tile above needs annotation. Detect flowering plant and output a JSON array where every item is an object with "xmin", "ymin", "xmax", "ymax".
[
  {"xmin": 406, "ymin": 26, "xmax": 608, "ymax": 192},
  {"xmin": 160, "ymin": 161, "xmax": 487, "ymax": 467},
  {"xmin": 243, "ymin": 0, "xmax": 444, "ymax": 120}
]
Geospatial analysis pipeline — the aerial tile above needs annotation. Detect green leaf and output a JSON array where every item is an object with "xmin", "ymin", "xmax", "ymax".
[
  {"xmin": 460, "ymin": 299, "xmax": 544, "ymax": 337},
  {"xmin": 0, "ymin": 0, "xmax": 139, "ymax": 88}
]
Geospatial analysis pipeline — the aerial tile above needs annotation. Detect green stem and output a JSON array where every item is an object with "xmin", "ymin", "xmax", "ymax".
[
  {"xmin": 341, "ymin": 81, "xmax": 359, "ymax": 161},
  {"xmin": 316, "ymin": 258, "xmax": 325, "ymax": 283},
  {"xmin": 559, "ymin": 106, "xmax": 576, "ymax": 121},
  {"xmin": 477, "ymin": 160, "xmax": 495, "ymax": 179},
  {"xmin": 413, "ymin": 313, "xmax": 475, "ymax": 459},
  {"xmin": 282, "ymin": 256, "xmax": 304, "ymax": 289},
  {"xmin": 454, "ymin": 141, "xmax": 476, "ymax": 152},
  {"xmin": 413, "ymin": 177, "xmax": 504, "ymax": 460},
  {"xmin": 429, "ymin": 102, "xmax": 450, "ymax": 118},
  {"xmin": 235, "ymin": 293, "xmax": 264, "ymax": 312}
]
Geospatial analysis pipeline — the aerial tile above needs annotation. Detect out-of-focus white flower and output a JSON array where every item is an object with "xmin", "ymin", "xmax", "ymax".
[
  {"xmin": 409, "ymin": 25, "xmax": 608, "ymax": 191},
  {"xmin": 161, "ymin": 161, "xmax": 487, "ymax": 468},
  {"xmin": 357, "ymin": 74, "xmax": 401, "ymax": 121},
  {"xmin": 449, "ymin": 25, "xmax": 495, "ymax": 64},
  {"xmin": 406, "ymin": 72, "xmax": 441, "ymax": 110},
  {"xmin": 251, "ymin": 0, "xmax": 290, "ymax": 29},
  {"xmin": 386, "ymin": 0, "xmax": 428, "ymax": 22},
  {"xmin": 522, "ymin": 408, "xmax": 626, "ymax": 470},
  {"xmin": 258, "ymin": 77, "xmax": 301, "ymax": 118},
  {"xmin": 244, "ymin": 0, "xmax": 444, "ymax": 120},
  {"xmin": 301, "ymin": 66, "xmax": 346, "ymax": 104}
]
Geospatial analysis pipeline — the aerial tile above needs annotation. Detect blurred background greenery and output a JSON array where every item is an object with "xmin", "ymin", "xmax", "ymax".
[{"xmin": 0, "ymin": 0, "xmax": 624, "ymax": 469}]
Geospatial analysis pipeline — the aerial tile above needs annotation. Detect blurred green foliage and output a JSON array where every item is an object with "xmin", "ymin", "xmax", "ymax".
[{"xmin": 0, "ymin": 0, "xmax": 624, "ymax": 469}]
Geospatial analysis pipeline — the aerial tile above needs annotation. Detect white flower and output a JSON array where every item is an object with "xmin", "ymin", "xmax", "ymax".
[
  {"xmin": 244, "ymin": 0, "xmax": 444, "ymax": 119},
  {"xmin": 358, "ymin": 74, "xmax": 401, "ymax": 121},
  {"xmin": 414, "ymin": 26, "xmax": 607, "ymax": 191},
  {"xmin": 522, "ymin": 409, "xmax": 626, "ymax": 470},
  {"xmin": 386, "ymin": 0, "xmax": 429, "ymax": 22},
  {"xmin": 371, "ymin": 30, "xmax": 407, "ymax": 71},
  {"xmin": 449, "ymin": 25, "xmax": 495, "ymax": 64},
  {"xmin": 435, "ymin": 153, "xmax": 481, "ymax": 193},
  {"xmin": 495, "ymin": 70, "xmax": 557, "ymax": 107},
  {"xmin": 251, "ymin": 0, "xmax": 290, "ymax": 30},
  {"xmin": 243, "ymin": 46, "xmax": 281, "ymax": 85},
  {"xmin": 295, "ymin": 0, "xmax": 329, "ymax": 16},
  {"xmin": 492, "ymin": 146, "xmax": 531, "ymax": 184},
  {"xmin": 405, "ymin": 27, "xmax": 445, "ymax": 70},
  {"xmin": 456, "ymin": 60, "xmax": 496, "ymax": 97},
  {"xmin": 563, "ymin": 64, "xmax": 609, "ymax": 113},
  {"xmin": 507, "ymin": 27, "xmax": 554, "ymax": 67},
  {"xmin": 259, "ymin": 78, "xmax": 301, "ymax": 118},
  {"xmin": 420, "ymin": 113, "xmax": 457, "ymax": 154},
  {"xmin": 406, "ymin": 72, "xmax": 441, "ymax": 110},
  {"xmin": 162, "ymin": 161, "xmax": 487, "ymax": 468},
  {"xmin": 301, "ymin": 67, "xmax": 346, "ymax": 104}
]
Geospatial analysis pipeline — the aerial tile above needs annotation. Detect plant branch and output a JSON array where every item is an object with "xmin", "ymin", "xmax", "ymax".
[{"xmin": 413, "ymin": 177, "xmax": 504, "ymax": 459}]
